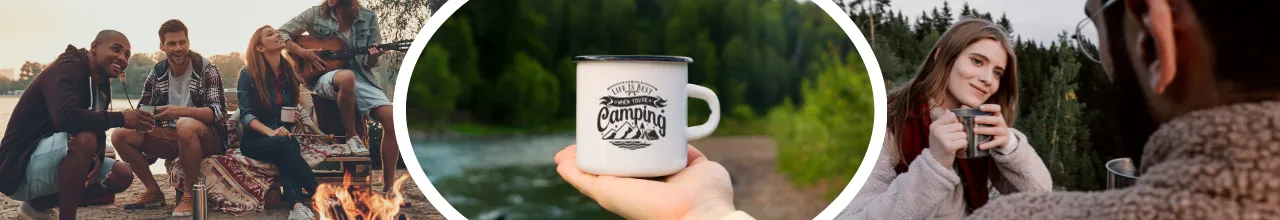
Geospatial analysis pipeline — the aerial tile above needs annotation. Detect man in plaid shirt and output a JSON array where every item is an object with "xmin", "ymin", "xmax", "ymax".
[{"xmin": 109, "ymin": 19, "xmax": 229, "ymax": 217}]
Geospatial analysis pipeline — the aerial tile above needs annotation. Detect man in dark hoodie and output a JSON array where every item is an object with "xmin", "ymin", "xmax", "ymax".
[
  {"xmin": 0, "ymin": 30, "xmax": 156, "ymax": 220},
  {"xmin": 967, "ymin": 0, "xmax": 1280, "ymax": 218}
]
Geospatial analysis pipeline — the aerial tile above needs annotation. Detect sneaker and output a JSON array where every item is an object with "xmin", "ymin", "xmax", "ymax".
[
  {"xmin": 124, "ymin": 189, "xmax": 166, "ymax": 210},
  {"xmin": 171, "ymin": 195, "xmax": 194, "ymax": 217},
  {"xmin": 18, "ymin": 202, "xmax": 52, "ymax": 220},
  {"xmin": 347, "ymin": 136, "xmax": 370, "ymax": 156},
  {"xmin": 288, "ymin": 203, "xmax": 316, "ymax": 220}
]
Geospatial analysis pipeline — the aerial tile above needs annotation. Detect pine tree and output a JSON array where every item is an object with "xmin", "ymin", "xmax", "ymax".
[{"xmin": 1019, "ymin": 33, "xmax": 1102, "ymax": 190}]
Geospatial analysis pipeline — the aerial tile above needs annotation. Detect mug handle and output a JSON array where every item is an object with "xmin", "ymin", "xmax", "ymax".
[{"xmin": 686, "ymin": 84, "xmax": 719, "ymax": 141}]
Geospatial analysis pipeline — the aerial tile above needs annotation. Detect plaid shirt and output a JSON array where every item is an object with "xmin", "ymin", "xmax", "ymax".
[{"xmin": 138, "ymin": 53, "xmax": 230, "ymax": 146}]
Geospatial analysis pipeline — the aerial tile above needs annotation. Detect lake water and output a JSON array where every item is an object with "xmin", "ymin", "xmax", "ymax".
[
  {"xmin": 412, "ymin": 134, "xmax": 624, "ymax": 220},
  {"xmin": 1, "ymin": 96, "xmax": 175, "ymax": 174}
]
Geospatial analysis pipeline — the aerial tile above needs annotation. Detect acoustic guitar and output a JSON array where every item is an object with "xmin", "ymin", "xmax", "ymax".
[{"xmin": 289, "ymin": 35, "xmax": 412, "ymax": 86}]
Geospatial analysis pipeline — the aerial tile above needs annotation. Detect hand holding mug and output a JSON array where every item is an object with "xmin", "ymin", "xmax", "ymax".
[
  {"xmin": 928, "ymin": 111, "xmax": 967, "ymax": 167},
  {"xmin": 555, "ymin": 144, "xmax": 736, "ymax": 220},
  {"xmin": 122, "ymin": 109, "xmax": 155, "ymax": 130},
  {"xmin": 154, "ymin": 105, "xmax": 182, "ymax": 121},
  {"xmin": 973, "ymin": 104, "xmax": 1010, "ymax": 150}
]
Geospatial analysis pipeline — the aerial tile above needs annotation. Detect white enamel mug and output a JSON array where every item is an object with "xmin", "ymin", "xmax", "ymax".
[{"xmin": 574, "ymin": 55, "xmax": 720, "ymax": 177}]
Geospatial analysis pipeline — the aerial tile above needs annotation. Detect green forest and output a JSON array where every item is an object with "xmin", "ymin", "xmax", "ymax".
[
  {"xmin": 407, "ymin": 0, "xmax": 877, "ymax": 197},
  {"xmin": 842, "ymin": 0, "xmax": 1123, "ymax": 191}
]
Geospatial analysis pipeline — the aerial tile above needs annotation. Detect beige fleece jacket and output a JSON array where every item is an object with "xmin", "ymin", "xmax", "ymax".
[
  {"xmin": 838, "ymin": 111, "xmax": 1054, "ymax": 219},
  {"xmin": 968, "ymin": 101, "xmax": 1280, "ymax": 219}
]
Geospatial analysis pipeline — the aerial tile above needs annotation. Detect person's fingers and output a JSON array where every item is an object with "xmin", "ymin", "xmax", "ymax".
[
  {"xmin": 972, "ymin": 126, "xmax": 1006, "ymax": 136},
  {"xmin": 937, "ymin": 111, "xmax": 959, "ymax": 124},
  {"xmin": 980, "ymin": 136, "xmax": 1008, "ymax": 150},
  {"xmin": 948, "ymin": 139, "xmax": 968, "ymax": 151},
  {"xmin": 555, "ymin": 159, "xmax": 599, "ymax": 199},
  {"xmin": 945, "ymin": 132, "xmax": 968, "ymax": 142},
  {"xmin": 135, "ymin": 109, "xmax": 154, "ymax": 118},
  {"xmin": 554, "ymin": 145, "xmax": 576, "ymax": 165},
  {"xmin": 980, "ymin": 104, "xmax": 1002, "ymax": 115},
  {"xmin": 938, "ymin": 122, "xmax": 965, "ymax": 133},
  {"xmin": 974, "ymin": 116, "xmax": 1005, "ymax": 127},
  {"xmin": 686, "ymin": 145, "xmax": 709, "ymax": 165}
]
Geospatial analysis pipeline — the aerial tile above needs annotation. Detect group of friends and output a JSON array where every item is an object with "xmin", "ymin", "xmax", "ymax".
[{"xmin": 0, "ymin": 0, "xmax": 401, "ymax": 219}]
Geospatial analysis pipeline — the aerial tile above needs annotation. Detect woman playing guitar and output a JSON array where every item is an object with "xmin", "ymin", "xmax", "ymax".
[{"xmin": 276, "ymin": 0, "xmax": 404, "ymax": 205}]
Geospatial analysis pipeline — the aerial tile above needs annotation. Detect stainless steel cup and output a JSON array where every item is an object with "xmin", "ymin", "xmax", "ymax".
[
  {"xmin": 194, "ymin": 183, "xmax": 207, "ymax": 220},
  {"xmin": 1106, "ymin": 158, "xmax": 1138, "ymax": 189},
  {"xmin": 281, "ymin": 107, "xmax": 297, "ymax": 124},
  {"xmin": 139, "ymin": 105, "xmax": 156, "ymax": 115},
  {"xmin": 952, "ymin": 108, "xmax": 992, "ymax": 159},
  {"xmin": 137, "ymin": 105, "xmax": 156, "ymax": 133}
]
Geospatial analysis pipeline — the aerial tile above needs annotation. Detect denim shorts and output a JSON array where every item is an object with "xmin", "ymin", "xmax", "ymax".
[
  {"xmin": 9, "ymin": 132, "xmax": 116, "ymax": 201},
  {"xmin": 313, "ymin": 70, "xmax": 393, "ymax": 117}
]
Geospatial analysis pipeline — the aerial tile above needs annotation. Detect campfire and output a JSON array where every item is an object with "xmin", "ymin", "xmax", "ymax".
[{"xmin": 313, "ymin": 173, "xmax": 413, "ymax": 220}]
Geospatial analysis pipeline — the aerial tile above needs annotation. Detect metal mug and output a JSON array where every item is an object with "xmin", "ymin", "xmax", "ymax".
[
  {"xmin": 137, "ymin": 105, "xmax": 156, "ymax": 133},
  {"xmin": 1106, "ymin": 158, "xmax": 1138, "ymax": 189},
  {"xmin": 281, "ymin": 106, "xmax": 297, "ymax": 124},
  {"xmin": 952, "ymin": 108, "xmax": 992, "ymax": 159},
  {"xmin": 139, "ymin": 105, "xmax": 156, "ymax": 115}
]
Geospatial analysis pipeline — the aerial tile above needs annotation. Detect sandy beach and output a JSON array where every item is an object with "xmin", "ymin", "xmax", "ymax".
[{"xmin": 0, "ymin": 169, "xmax": 445, "ymax": 220}]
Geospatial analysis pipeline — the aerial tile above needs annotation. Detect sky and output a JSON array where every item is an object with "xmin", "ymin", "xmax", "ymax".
[
  {"xmin": 846, "ymin": 0, "xmax": 1095, "ymax": 45},
  {"xmin": 0, "ymin": 0, "xmax": 323, "ymax": 78}
]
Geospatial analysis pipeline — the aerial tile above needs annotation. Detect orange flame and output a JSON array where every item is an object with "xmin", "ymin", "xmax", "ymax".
[{"xmin": 314, "ymin": 172, "xmax": 412, "ymax": 220}]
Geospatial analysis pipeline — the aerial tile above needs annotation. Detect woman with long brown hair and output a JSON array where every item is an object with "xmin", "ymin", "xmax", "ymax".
[
  {"xmin": 237, "ymin": 25, "xmax": 319, "ymax": 220},
  {"xmin": 840, "ymin": 18, "xmax": 1051, "ymax": 219}
]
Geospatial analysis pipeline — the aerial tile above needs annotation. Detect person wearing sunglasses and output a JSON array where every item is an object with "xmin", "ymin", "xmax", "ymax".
[{"xmin": 969, "ymin": 0, "xmax": 1280, "ymax": 218}]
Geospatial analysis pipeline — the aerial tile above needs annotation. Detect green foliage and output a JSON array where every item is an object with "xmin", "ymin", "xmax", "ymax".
[
  {"xmin": 768, "ymin": 49, "xmax": 874, "ymax": 196},
  {"xmin": 114, "ymin": 52, "xmax": 159, "ymax": 99},
  {"xmin": 410, "ymin": 46, "xmax": 462, "ymax": 127},
  {"xmin": 496, "ymin": 52, "xmax": 560, "ymax": 127},
  {"xmin": 408, "ymin": 0, "xmax": 857, "ymax": 134},
  {"xmin": 19, "ymin": 61, "xmax": 45, "ymax": 82},
  {"xmin": 1016, "ymin": 34, "xmax": 1101, "ymax": 190},
  {"xmin": 209, "ymin": 53, "xmax": 245, "ymax": 89}
]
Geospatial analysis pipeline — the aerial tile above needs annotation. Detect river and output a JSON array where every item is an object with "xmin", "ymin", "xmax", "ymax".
[{"xmin": 411, "ymin": 134, "xmax": 623, "ymax": 220}]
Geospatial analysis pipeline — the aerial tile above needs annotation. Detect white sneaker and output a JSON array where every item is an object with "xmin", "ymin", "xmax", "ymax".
[
  {"xmin": 287, "ymin": 203, "xmax": 316, "ymax": 220},
  {"xmin": 347, "ymin": 136, "xmax": 370, "ymax": 156},
  {"xmin": 18, "ymin": 202, "xmax": 52, "ymax": 220}
]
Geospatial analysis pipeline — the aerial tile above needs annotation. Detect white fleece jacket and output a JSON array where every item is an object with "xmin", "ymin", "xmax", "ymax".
[{"xmin": 838, "ymin": 112, "xmax": 1053, "ymax": 219}]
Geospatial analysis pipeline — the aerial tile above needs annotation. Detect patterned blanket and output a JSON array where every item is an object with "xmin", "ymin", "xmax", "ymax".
[{"xmin": 166, "ymin": 88, "xmax": 355, "ymax": 215}]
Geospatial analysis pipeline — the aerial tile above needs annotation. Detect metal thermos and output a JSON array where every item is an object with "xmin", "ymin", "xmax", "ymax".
[
  {"xmin": 194, "ymin": 183, "xmax": 208, "ymax": 220},
  {"xmin": 952, "ymin": 108, "xmax": 993, "ymax": 159}
]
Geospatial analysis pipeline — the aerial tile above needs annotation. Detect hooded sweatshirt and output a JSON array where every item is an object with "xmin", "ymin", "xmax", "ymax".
[{"xmin": 0, "ymin": 45, "xmax": 125, "ymax": 195}]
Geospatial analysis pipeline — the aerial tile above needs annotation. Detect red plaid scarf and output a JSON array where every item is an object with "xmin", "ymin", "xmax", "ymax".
[{"xmin": 894, "ymin": 101, "xmax": 993, "ymax": 210}]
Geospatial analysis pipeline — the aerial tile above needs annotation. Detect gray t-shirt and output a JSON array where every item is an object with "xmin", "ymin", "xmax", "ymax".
[{"xmin": 168, "ymin": 63, "xmax": 195, "ymax": 107}]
